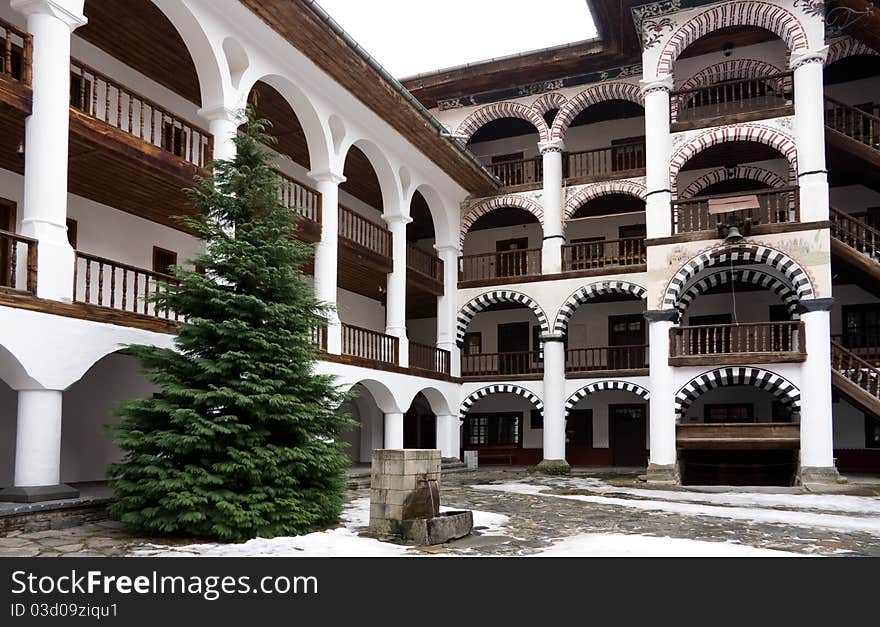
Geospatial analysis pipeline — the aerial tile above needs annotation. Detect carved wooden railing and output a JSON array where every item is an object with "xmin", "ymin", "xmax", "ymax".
[
  {"xmin": 670, "ymin": 321, "xmax": 804, "ymax": 359},
  {"xmin": 562, "ymin": 237, "xmax": 645, "ymax": 272},
  {"xmin": 69, "ymin": 58, "xmax": 213, "ymax": 168},
  {"xmin": 406, "ymin": 242, "xmax": 443, "ymax": 283},
  {"xmin": 672, "ymin": 186, "xmax": 799, "ymax": 234},
  {"xmin": 566, "ymin": 345, "xmax": 648, "ymax": 373},
  {"xmin": 830, "ymin": 207, "xmax": 880, "ymax": 262},
  {"xmin": 341, "ymin": 323, "xmax": 398, "ymax": 365},
  {"xmin": 311, "ymin": 326, "xmax": 328, "ymax": 352},
  {"xmin": 73, "ymin": 251, "xmax": 179, "ymax": 320},
  {"xmin": 409, "ymin": 341, "xmax": 451, "ymax": 375},
  {"xmin": 276, "ymin": 170, "xmax": 321, "ymax": 224},
  {"xmin": 0, "ymin": 229, "xmax": 37, "ymax": 294},
  {"xmin": 0, "ymin": 17, "xmax": 31, "ymax": 84},
  {"xmin": 458, "ymin": 248, "xmax": 542, "ymax": 283},
  {"xmin": 831, "ymin": 340, "xmax": 880, "ymax": 404},
  {"xmin": 671, "ymin": 71, "xmax": 793, "ymax": 123},
  {"xmin": 564, "ymin": 141, "xmax": 645, "ymax": 179},
  {"xmin": 831, "ymin": 334, "xmax": 880, "ymax": 364},
  {"xmin": 461, "ymin": 351, "xmax": 543, "ymax": 377},
  {"xmin": 486, "ymin": 156, "xmax": 543, "ymax": 187},
  {"xmin": 825, "ymin": 95, "xmax": 880, "ymax": 151},
  {"xmin": 338, "ymin": 205, "xmax": 392, "ymax": 259}
]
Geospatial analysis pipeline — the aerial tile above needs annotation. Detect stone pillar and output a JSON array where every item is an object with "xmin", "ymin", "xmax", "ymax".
[
  {"xmin": 435, "ymin": 414, "xmax": 460, "ymax": 460},
  {"xmin": 538, "ymin": 139, "xmax": 565, "ymax": 274},
  {"xmin": 384, "ymin": 412, "xmax": 404, "ymax": 449},
  {"xmin": 640, "ymin": 77, "xmax": 674, "ymax": 239},
  {"xmin": 645, "ymin": 310, "xmax": 679, "ymax": 483},
  {"xmin": 791, "ymin": 49, "xmax": 829, "ymax": 223},
  {"xmin": 798, "ymin": 298, "xmax": 841, "ymax": 485},
  {"xmin": 538, "ymin": 333, "xmax": 568, "ymax": 472},
  {"xmin": 12, "ymin": 0, "xmax": 86, "ymax": 301},
  {"xmin": 435, "ymin": 244, "xmax": 461, "ymax": 377},
  {"xmin": 199, "ymin": 105, "xmax": 240, "ymax": 163},
  {"xmin": 309, "ymin": 169, "xmax": 346, "ymax": 354},
  {"xmin": 0, "ymin": 389, "xmax": 78, "ymax": 502},
  {"xmin": 384, "ymin": 214, "xmax": 412, "ymax": 367}
]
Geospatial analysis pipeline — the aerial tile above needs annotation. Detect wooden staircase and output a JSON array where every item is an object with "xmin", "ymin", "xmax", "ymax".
[
  {"xmin": 825, "ymin": 96, "xmax": 880, "ymax": 192},
  {"xmin": 831, "ymin": 340, "xmax": 880, "ymax": 418},
  {"xmin": 829, "ymin": 208, "xmax": 880, "ymax": 297}
]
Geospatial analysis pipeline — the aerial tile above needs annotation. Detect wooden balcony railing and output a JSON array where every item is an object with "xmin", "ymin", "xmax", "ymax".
[
  {"xmin": 406, "ymin": 242, "xmax": 443, "ymax": 283},
  {"xmin": 831, "ymin": 335, "xmax": 880, "ymax": 365},
  {"xmin": 338, "ymin": 205, "xmax": 392, "ymax": 258},
  {"xmin": 0, "ymin": 229, "xmax": 37, "ymax": 294},
  {"xmin": 0, "ymin": 17, "xmax": 31, "ymax": 84},
  {"xmin": 69, "ymin": 58, "xmax": 213, "ymax": 168},
  {"xmin": 409, "ymin": 341, "xmax": 451, "ymax": 375},
  {"xmin": 670, "ymin": 321, "xmax": 805, "ymax": 362},
  {"xmin": 73, "ymin": 251, "xmax": 179, "ymax": 321},
  {"xmin": 461, "ymin": 351, "xmax": 543, "ymax": 377},
  {"xmin": 486, "ymin": 156, "xmax": 543, "ymax": 187},
  {"xmin": 566, "ymin": 345, "xmax": 648, "ymax": 373},
  {"xmin": 341, "ymin": 323, "xmax": 398, "ymax": 365},
  {"xmin": 671, "ymin": 71, "xmax": 793, "ymax": 123},
  {"xmin": 562, "ymin": 237, "xmax": 645, "ymax": 272},
  {"xmin": 277, "ymin": 170, "xmax": 321, "ymax": 224},
  {"xmin": 311, "ymin": 326, "xmax": 328, "ymax": 352},
  {"xmin": 832, "ymin": 340, "xmax": 880, "ymax": 403},
  {"xmin": 564, "ymin": 141, "xmax": 645, "ymax": 179},
  {"xmin": 672, "ymin": 186, "xmax": 799, "ymax": 234},
  {"xmin": 830, "ymin": 207, "xmax": 880, "ymax": 261},
  {"xmin": 825, "ymin": 96, "xmax": 880, "ymax": 150},
  {"xmin": 459, "ymin": 248, "xmax": 542, "ymax": 283}
]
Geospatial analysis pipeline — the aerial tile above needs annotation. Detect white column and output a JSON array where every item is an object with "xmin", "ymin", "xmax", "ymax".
[
  {"xmin": 538, "ymin": 334, "xmax": 568, "ymax": 470},
  {"xmin": 435, "ymin": 244, "xmax": 461, "ymax": 377},
  {"xmin": 309, "ymin": 170, "xmax": 345, "ymax": 354},
  {"xmin": 0, "ymin": 389, "xmax": 78, "ymax": 502},
  {"xmin": 640, "ymin": 77, "xmax": 674, "ymax": 239},
  {"xmin": 384, "ymin": 214, "xmax": 411, "ymax": 367},
  {"xmin": 791, "ymin": 49, "xmax": 829, "ymax": 223},
  {"xmin": 798, "ymin": 298, "xmax": 840, "ymax": 484},
  {"xmin": 384, "ymin": 412, "xmax": 404, "ymax": 449},
  {"xmin": 199, "ymin": 105, "xmax": 240, "ymax": 163},
  {"xmin": 645, "ymin": 310, "xmax": 679, "ymax": 483},
  {"xmin": 12, "ymin": 0, "xmax": 86, "ymax": 301},
  {"xmin": 538, "ymin": 140, "xmax": 565, "ymax": 274},
  {"xmin": 435, "ymin": 414, "xmax": 460, "ymax": 459}
]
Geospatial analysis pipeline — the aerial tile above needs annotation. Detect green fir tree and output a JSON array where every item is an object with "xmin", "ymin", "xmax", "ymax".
[{"xmin": 109, "ymin": 112, "xmax": 353, "ymax": 541}]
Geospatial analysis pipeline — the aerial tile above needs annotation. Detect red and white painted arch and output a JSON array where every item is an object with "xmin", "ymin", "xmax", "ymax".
[
  {"xmin": 454, "ymin": 101, "xmax": 550, "ymax": 144},
  {"xmin": 460, "ymin": 194, "xmax": 544, "ymax": 248},
  {"xmin": 549, "ymin": 82, "xmax": 644, "ymax": 141},
  {"xmin": 563, "ymin": 180, "xmax": 647, "ymax": 223}
]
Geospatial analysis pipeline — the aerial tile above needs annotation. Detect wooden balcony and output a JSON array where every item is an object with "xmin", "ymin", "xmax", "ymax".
[
  {"xmin": 406, "ymin": 242, "xmax": 443, "ymax": 296},
  {"xmin": 461, "ymin": 351, "xmax": 543, "ymax": 379},
  {"xmin": 566, "ymin": 345, "xmax": 648, "ymax": 376},
  {"xmin": 676, "ymin": 422, "xmax": 800, "ymax": 450},
  {"xmin": 561, "ymin": 237, "xmax": 646, "ymax": 275},
  {"xmin": 564, "ymin": 141, "xmax": 645, "ymax": 183},
  {"xmin": 486, "ymin": 156, "xmax": 542, "ymax": 188},
  {"xmin": 341, "ymin": 323, "xmax": 398, "ymax": 366},
  {"xmin": 338, "ymin": 205, "xmax": 393, "ymax": 272},
  {"xmin": 409, "ymin": 341, "xmax": 451, "ymax": 375},
  {"xmin": 669, "ymin": 321, "xmax": 805, "ymax": 366},
  {"xmin": 0, "ymin": 18, "xmax": 32, "ymax": 175},
  {"xmin": 458, "ymin": 248, "xmax": 542, "ymax": 287},
  {"xmin": 671, "ymin": 187, "xmax": 799, "ymax": 237},
  {"xmin": 277, "ymin": 170, "xmax": 321, "ymax": 243},
  {"xmin": 670, "ymin": 71, "xmax": 794, "ymax": 132},
  {"xmin": 0, "ymin": 228, "xmax": 37, "ymax": 295}
]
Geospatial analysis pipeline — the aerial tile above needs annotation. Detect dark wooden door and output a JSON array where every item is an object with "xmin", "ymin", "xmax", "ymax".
[
  {"xmin": 497, "ymin": 321, "xmax": 529, "ymax": 374},
  {"xmin": 608, "ymin": 314, "xmax": 645, "ymax": 370},
  {"xmin": 404, "ymin": 406, "xmax": 436, "ymax": 449},
  {"xmin": 610, "ymin": 404, "xmax": 647, "ymax": 466},
  {"xmin": 0, "ymin": 201, "xmax": 15, "ymax": 288},
  {"xmin": 495, "ymin": 237, "xmax": 528, "ymax": 278},
  {"xmin": 769, "ymin": 304, "xmax": 792, "ymax": 352},
  {"xmin": 566, "ymin": 409, "xmax": 593, "ymax": 464},
  {"xmin": 618, "ymin": 224, "xmax": 646, "ymax": 263}
]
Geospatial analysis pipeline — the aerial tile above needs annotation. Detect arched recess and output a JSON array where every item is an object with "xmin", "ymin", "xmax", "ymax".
[
  {"xmin": 563, "ymin": 181, "xmax": 647, "ymax": 223},
  {"xmin": 460, "ymin": 195, "xmax": 544, "ymax": 248},
  {"xmin": 550, "ymin": 82, "xmax": 644, "ymax": 141},
  {"xmin": 661, "ymin": 243, "xmax": 815, "ymax": 312},
  {"xmin": 339, "ymin": 137, "xmax": 401, "ymax": 216},
  {"xmin": 340, "ymin": 379, "xmax": 402, "ymax": 414},
  {"xmin": 669, "ymin": 124, "xmax": 798, "ymax": 194},
  {"xmin": 680, "ymin": 166, "xmax": 787, "ymax": 199},
  {"xmin": 655, "ymin": 1, "xmax": 811, "ymax": 77},
  {"xmin": 675, "ymin": 268, "xmax": 801, "ymax": 319},
  {"xmin": 454, "ymin": 101, "xmax": 550, "ymax": 144},
  {"xmin": 565, "ymin": 381, "xmax": 651, "ymax": 415},
  {"xmin": 460, "ymin": 384, "xmax": 543, "ymax": 418},
  {"xmin": 408, "ymin": 183, "xmax": 451, "ymax": 250},
  {"xmin": 825, "ymin": 36, "xmax": 880, "ymax": 66},
  {"xmin": 401, "ymin": 386, "xmax": 453, "ymax": 418},
  {"xmin": 674, "ymin": 367, "xmax": 801, "ymax": 419},
  {"xmin": 554, "ymin": 280, "xmax": 648, "ymax": 335},
  {"xmin": 457, "ymin": 290, "xmax": 549, "ymax": 346}
]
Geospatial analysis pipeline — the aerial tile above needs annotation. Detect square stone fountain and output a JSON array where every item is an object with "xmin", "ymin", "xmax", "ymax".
[{"xmin": 369, "ymin": 449, "xmax": 473, "ymax": 545}]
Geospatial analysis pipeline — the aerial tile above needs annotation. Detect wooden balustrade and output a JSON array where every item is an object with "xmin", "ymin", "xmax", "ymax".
[
  {"xmin": 565, "ymin": 345, "xmax": 648, "ymax": 373},
  {"xmin": 670, "ymin": 321, "xmax": 805, "ymax": 362},
  {"xmin": 0, "ymin": 229, "xmax": 37, "ymax": 294},
  {"xmin": 341, "ymin": 323, "xmax": 398, "ymax": 365},
  {"xmin": 73, "ymin": 251, "xmax": 179, "ymax": 320},
  {"xmin": 338, "ymin": 205, "xmax": 392, "ymax": 258},
  {"xmin": 69, "ymin": 58, "xmax": 213, "ymax": 168},
  {"xmin": 311, "ymin": 326, "xmax": 328, "ymax": 352},
  {"xmin": 406, "ymin": 242, "xmax": 443, "ymax": 282},
  {"xmin": 276, "ymin": 170, "xmax": 321, "ymax": 224},
  {"xmin": 486, "ymin": 156, "xmax": 543, "ymax": 187},
  {"xmin": 0, "ymin": 17, "xmax": 31, "ymax": 84},
  {"xmin": 564, "ymin": 141, "xmax": 645, "ymax": 179},
  {"xmin": 458, "ymin": 248, "xmax": 542, "ymax": 283},
  {"xmin": 409, "ymin": 341, "xmax": 451, "ymax": 375},
  {"xmin": 832, "ymin": 340, "xmax": 880, "ymax": 403},
  {"xmin": 672, "ymin": 186, "xmax": 799, "ymax": 234},
  {"xmin": 831, "ymin": 334, "xmax": 880, "ymax": 364},
  {"xmin": 671, "ymin": 71, "xmax": 793, "ymax": 123},
  {"xmin": 562, "ymin": 237, "xmax": 645, "ymax": 272},
  {"xmin": 830, "ymin": 207, "xmax": 880, "ymax": 261},
  {"xmin": 461, "ymin": 351, "xmax": 543, "ymax": 377},
  {"xmin": 825, "ymin": 96, "xmax": 880, "ymax": 150}
]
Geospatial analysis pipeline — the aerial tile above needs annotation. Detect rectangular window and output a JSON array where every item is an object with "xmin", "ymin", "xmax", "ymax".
[
  {"xmin": 465, "ymin": 413, "xmax": 521, "ymax": 446},
  {"xmin": 70, "ymin": 72, "xmax": 93, "ymax": 115},
  {"xmin": 463, "ymin": 332, "xmax": 482, "ymax": 355},
  {"xmin": 704, "ymin": 404, "xmax": 754, "ymax": 423},
  {"xmin": 866, "ymin": 414, "xmax": 880, "ymax": 449},
  {"xmin": 152, "ymin": 246, "xmax": 178, "ymax": 275}
]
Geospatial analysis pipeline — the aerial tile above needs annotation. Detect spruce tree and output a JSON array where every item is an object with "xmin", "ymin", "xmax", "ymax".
[{"xmin": 109, "ymin": 112, "xmax": 353, "ymax": 541}]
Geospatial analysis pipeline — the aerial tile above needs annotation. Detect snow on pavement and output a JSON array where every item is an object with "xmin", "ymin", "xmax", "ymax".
[{"xmin": 534, "ymin": 533, "xmax": 800, "ymax": 557}]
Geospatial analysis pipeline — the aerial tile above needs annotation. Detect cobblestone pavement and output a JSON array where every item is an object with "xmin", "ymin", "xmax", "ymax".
[{"xmin": 2, "ymin": 469, "xmax": 880, "ymax": 557}]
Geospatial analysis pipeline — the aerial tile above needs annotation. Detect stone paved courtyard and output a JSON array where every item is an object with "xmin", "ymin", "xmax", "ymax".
[{"xmin": 3, "ymin": 469, "xmax": 880, "ymax": 557}]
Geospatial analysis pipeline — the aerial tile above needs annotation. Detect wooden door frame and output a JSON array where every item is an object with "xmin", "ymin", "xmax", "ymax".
[{"xmin": 608, "ymin": 313, "xmax": 646, "ymax": 345}]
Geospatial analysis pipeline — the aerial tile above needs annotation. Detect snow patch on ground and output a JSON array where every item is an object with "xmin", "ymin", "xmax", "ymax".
[{"xmin": 534, "ymin": 533, "xmax": 800, "ymax": 557}]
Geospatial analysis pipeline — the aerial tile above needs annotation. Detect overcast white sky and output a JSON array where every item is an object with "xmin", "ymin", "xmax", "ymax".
[{"xmin": 316, "ymin": 0, "xmax": 597, "ymax": 78}]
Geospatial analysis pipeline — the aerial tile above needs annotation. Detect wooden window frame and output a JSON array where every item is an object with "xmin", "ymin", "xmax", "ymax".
[
  {"xmin": 152, "ymin": 246, "xmax": 178, "ymax": 275},
  {"xmin": 704, "ymin": 403, "xmax": 755, "ymax": 424}
]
